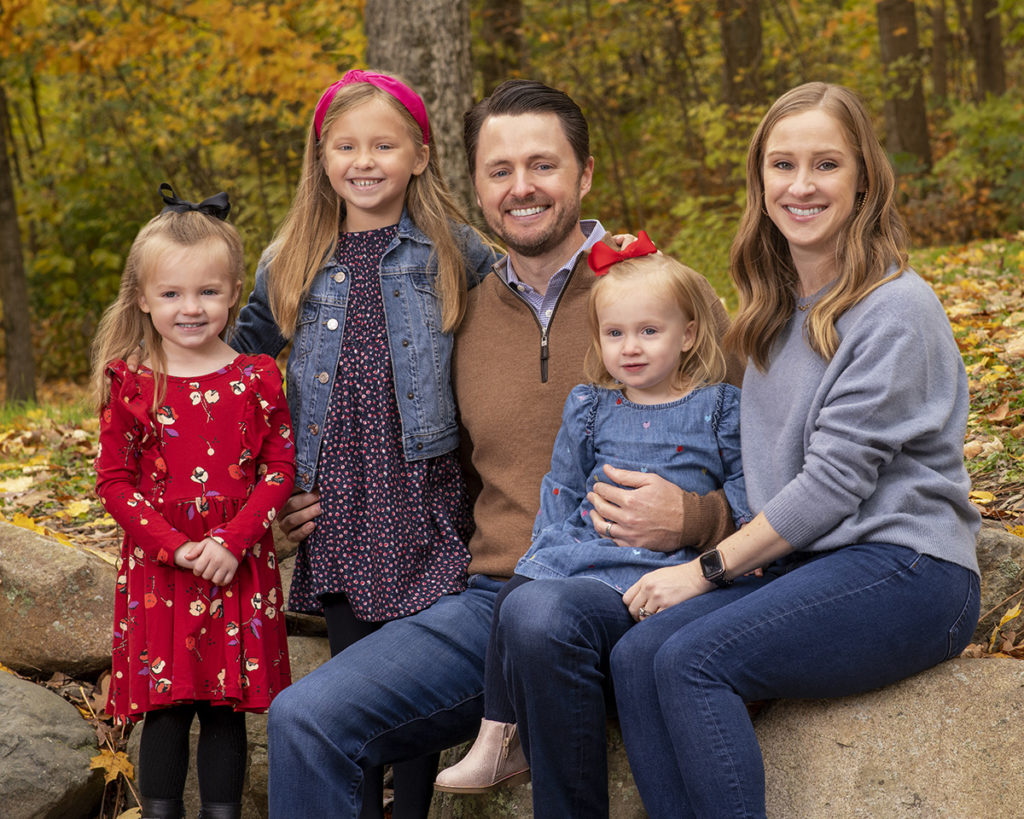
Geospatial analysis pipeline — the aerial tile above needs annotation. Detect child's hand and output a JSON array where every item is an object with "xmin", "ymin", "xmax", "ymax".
[
  {"xmin": 188, "ymin": 537, "xmax": 240, "ymax": 587},
  {"xmin": 173, "ymin": 541, "xmax": 202, "ymax": 571}
]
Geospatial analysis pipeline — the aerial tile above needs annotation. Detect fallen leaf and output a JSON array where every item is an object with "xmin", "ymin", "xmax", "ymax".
[{"xmin": 90, "ymin": 748, "xmax": 135, "ymax": 784}]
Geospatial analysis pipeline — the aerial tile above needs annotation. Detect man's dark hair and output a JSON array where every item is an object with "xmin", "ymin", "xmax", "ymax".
[{"xmin": 463, "ymin": 80, "xmax": 591, "ymax": 176}]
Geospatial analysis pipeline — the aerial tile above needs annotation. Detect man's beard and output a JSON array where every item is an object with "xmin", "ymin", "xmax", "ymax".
[{"xmin": 487, "ymin": 196, "xmax": 582, "ymax": 259}]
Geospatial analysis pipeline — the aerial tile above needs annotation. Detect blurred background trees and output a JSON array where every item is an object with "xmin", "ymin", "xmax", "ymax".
[{"xmin": 1, "ymin": 0, "xmax": 1021, "ymax": 395}]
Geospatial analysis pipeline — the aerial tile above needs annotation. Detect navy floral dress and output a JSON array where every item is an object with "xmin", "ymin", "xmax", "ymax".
[{"xmin": 287, "ymin": 225, "xmax": 472, "ymax": 621}]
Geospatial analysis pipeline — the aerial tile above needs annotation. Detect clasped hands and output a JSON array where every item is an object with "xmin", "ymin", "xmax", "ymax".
[{"xmin": 174, "ymin": 537, "xmax": 239, "ymax": 586}]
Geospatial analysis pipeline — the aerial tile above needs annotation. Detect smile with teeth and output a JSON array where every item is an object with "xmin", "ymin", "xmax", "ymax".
[
  {"xmin": 786, "ymin": 205, "xmax": 825, "ymax": 216},
  {"xmin": 350, "ymin": 179, "xmax": 382, "ymax": 188},
  {"xmin": 508, "ymin": 205, "xmax": 548, "ymax": 217}
]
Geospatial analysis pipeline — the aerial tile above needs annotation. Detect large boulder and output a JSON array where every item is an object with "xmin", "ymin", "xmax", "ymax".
[
  {"xmin": 0, "ymin": 521, "xmax": 115, "ymax": 675},
  {"xmin": 974, "ymin": 523, "xmax": 1024, "ymax": 643},
  {"xmin": 0, "ymin": 671, "xmax": 105, "ymax": 819},
  {"xmin": 759, "ymin": 658, "xmax": 1024, "ymax": 817},
  {"xmin": 429, "ymin": 658, "xmax": 1024, "ymax": 818}
]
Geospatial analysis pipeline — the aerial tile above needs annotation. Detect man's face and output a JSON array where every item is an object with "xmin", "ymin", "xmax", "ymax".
[{"xmin": 472, "ymin": 112, "xmax": 593, "ymax": 260}]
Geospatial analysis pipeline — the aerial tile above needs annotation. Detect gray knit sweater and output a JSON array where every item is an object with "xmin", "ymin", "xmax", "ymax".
[{"xmin": 740, "ymin": 269, "xmax": 980, "ymax": 574}]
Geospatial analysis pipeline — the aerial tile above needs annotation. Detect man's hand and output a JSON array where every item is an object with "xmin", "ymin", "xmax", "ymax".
[
  {"xmin": 278, "ymin": 491, "xmax": 322, "ymax": 543},
  {"xmin": 587, "ymin": 464, "xmax": 685, "ymax": 553}
]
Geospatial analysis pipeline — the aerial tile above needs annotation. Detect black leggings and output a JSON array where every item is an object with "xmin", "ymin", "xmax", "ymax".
[
  {"xmin": 138, "ymin": 702, "xmax": 247, "ymax": 803},
  {"xmin": 321, "ymin": 593, "xmax": 439, "ymax": 819}
]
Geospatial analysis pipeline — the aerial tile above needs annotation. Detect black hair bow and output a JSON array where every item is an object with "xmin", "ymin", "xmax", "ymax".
[{"xmin": 159, "ymin": 182, "xmax": 231, "ymax": 220}]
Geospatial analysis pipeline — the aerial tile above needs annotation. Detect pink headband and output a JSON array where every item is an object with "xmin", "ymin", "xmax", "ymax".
[{"xmin": 313, "ymin": 70, "xmax": 430, "ymax": 145}]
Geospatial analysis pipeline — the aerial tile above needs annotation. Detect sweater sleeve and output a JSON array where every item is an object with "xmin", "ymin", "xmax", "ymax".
[
  {"xmin": 530, "ymin": 385, "xmax": 598, "ymax": 546},
  {"xmin": 95, "ymin": 362, "xmax": 189, "ymax": 564},
  {"xmin": 714, "ymin": 385, "xmax": 753, "ymax": 528},
  {"xmin": 206, "ymin": 356, "xmax": 296, "ymax": 561}
]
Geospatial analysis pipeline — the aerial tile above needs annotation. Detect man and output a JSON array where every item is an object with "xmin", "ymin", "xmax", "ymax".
[{"xmin": 268, "ymin": 80, "xmax": 738, "ymax": 818}]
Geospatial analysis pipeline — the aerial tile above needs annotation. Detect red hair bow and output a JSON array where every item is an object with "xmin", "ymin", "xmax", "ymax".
[{"xmin": 587, "ymin": 230, "xmax": 658, "ymax": 276}]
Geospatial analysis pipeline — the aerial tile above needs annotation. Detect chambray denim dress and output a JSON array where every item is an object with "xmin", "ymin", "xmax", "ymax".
[
  {"xmin": 516, "ymin": 382, "xmax": 751, "ymax": 592},
  {"xmin": 230, "ymin": 210, "xmax": 497, "ymax": 491}
]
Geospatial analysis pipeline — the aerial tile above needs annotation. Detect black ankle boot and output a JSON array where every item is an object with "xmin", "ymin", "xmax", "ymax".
[
  {"xmin": 139, "ymin": 796, "xmax": 184, "ymax": 819},
  {"xmin": 197, "ymin": 803, "xmax": 242, "ymax": 819}
]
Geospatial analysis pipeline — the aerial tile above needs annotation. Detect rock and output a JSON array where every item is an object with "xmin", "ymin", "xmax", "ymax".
[
  {"xmin": 0, "ymin": 521, "xmax": 116, "ymax": 675},
  {"xmin": 759, "ymin": 658, "xmax": 1024, "ymax": 818},
  {"xmin": 0, "ymin": 671, "xmax": 105, "ymax": 819},
  {"xmin": 974, "ymin": 523, "xmax": 1024, "ymax": 643}
]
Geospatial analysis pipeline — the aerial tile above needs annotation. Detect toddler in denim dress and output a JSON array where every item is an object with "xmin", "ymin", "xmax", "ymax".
[{"xmin": 435, "ymin": 232, "xmax": 751, "ymax": 794}]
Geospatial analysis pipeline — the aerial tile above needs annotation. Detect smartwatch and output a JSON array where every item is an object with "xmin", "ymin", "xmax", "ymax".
[{"xmin": 699, "ymin": 548, "xmax": 732, "ymax": 588}]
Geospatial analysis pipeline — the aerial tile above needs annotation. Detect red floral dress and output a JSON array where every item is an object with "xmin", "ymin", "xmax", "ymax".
[{"xmin": 96, "ymin": 355, "xmax": 295, "ymax": 723}]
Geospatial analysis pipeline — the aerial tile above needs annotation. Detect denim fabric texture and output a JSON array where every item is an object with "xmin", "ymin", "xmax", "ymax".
[
  {"xmin": 516, "ymin": 383, "xmax": 750, "ymax": 592},
  {"xmin": 266, "ymin": 575, "xmax": 502, "ymax": 818},
  {"xmin": 231, "ymin": 210, "xmax": 496, "ymax": 490},
  {"xmin": 496, "ymin": 577, "xmax": 637, "ymax": 817},
  {"xmin": 610, "ymin": 543, "xmax": 980, "ymax": 819}
]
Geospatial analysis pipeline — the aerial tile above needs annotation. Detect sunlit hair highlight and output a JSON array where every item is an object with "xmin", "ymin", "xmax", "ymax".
[
  {"xmin": 266, "ymin": 73, "xmax": 491, "ymax": 339},
  {"xmin": 584, "ymin": 254, "xmax": 727, "ymax": 392},
  {"xmin": 725, "ymin": 82, "xmax": 909, "ymax": 370},
  {"xmin": 90, "ymin": 210, "xmax": 244, "ymax": 413}
]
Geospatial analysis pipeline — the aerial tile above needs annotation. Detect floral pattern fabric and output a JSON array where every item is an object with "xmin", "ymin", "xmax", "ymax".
[
  {"xmin": 288, "ymin": 226, "xmax": 473, "ymax": 621},
  {"xmin": 96, "ymin": 355, "xmax": 295, "ymax": 722}
]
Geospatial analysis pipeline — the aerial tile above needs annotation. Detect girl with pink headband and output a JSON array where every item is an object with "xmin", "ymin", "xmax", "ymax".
[{"xmin": 231, "ymin": 69, "xmax": 498, "ymax": 818}]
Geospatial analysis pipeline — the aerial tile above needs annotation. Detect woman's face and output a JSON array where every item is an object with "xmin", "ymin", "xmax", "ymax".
[{"xmin": 761, "ymin": 108, "xmax": 862, "ymax": 279}]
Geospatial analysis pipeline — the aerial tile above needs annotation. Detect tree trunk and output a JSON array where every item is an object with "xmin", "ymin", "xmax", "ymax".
[
  {"xmin": 717, "ymin": 0, "xmax": 762, "ymax": 107},
  {"xmin": 365, "ymin": 0, "xmax": 476, "ymax": 216},
  {"xmin": 477, "ymin": 0, "xmax": 526, "ymax": 95},
  {"xmin": 931, "ymin": 0, "xmax": 949, "ymax": 101},
  {"xmin": 0, "ymin": 85, "xmax": 37, "ymax": 404},
  {"xmin": 876, "ymin": 0, "xmax": 932, "ymax": 169},
  {"xmin": 970, "ymin": 0, "xmax": 1006, "ymax": 98}
]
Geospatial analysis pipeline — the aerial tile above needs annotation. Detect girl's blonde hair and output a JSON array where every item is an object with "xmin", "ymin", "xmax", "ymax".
[
  {"xmin": 267, "ymin": 74, "xmax": 488, "ymax": 338},
  {"xmin": 90, "ymin": 210, "xmax": 245, "ymax": 412},
  {"xmin": 584, "ymin": 254, "xmax": 728, "ymax": 391},
  {"xmin": 726, "ymin": 82, "xmax": 909, "ymax": 370}
]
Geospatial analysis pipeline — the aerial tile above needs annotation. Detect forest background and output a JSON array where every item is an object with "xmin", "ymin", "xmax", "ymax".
[{"xmin": 0, "ymin": 2, "xmax": 1023, "ymax": 565}]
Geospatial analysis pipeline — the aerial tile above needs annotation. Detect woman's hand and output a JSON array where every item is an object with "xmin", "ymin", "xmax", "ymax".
[
  {"xmin": 623, "ymin": 561, "xmax": 712, "ymax": 621},
  {"xmin": 587, "ymin": 464, "xmax": 685, "ymax": 552},
  {"xmin": 278, "ymin": 491, "xmax": 322, "ymax": 543},
  {"xmin": 177, "ymin": 537, "xmax": 240, "ymax": 586}
]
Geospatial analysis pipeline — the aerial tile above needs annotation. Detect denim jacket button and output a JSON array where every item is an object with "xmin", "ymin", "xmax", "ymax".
[
  {"xmin": 308, "ymin": 424, "xmax": 319, "ymax": 435},
  {"xmin": 326, "ymin": 318, "xmax": 339, "ymax": 330},
  {"xmin": 317, "ymin": 371, "xmax": 330, "ymax": 383},
  {"xmin": 407, "ymin": 392, "xmax": 414, "ymax": 400},
  {"xmin": 393, "ymin": 289, "xmax": 400, "ymax": 297},
  {"xmin": 401, "ymin": 339, "xmax": 410, "ymax": 347},
  {"xmin": 416, "ymin": 442, "xmax": 424, "ymax": 450},
  {"xmin": 334, "ymin": 272, "xmax": 346, "ymax": 283}
]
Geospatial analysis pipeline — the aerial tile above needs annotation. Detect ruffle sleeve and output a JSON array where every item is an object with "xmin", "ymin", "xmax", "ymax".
[
  {"xmin": 95, "ymin": 360, "xmax": 188, "ymax": 564},
  {"xmin": 206, "ymin": 355, "xmax": 296, "ymax": 561}
]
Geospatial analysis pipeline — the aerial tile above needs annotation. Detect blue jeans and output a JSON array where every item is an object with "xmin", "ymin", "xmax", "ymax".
[
  {"xmin": 266, "ymin": 575, "xmax": 501, "ymax": 818},
  {"xmin": 496, "ymin": 577, "xmax": 636, "ymax": 818},
  {"xmin": 610, "ymin": 544, "xmax": 980, "ymax": 819}
]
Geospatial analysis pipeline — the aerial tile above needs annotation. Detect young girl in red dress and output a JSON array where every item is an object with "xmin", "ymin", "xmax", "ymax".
[{"xmin": 92, "ymin": 186, "xmax": 295, "ymax": 819}]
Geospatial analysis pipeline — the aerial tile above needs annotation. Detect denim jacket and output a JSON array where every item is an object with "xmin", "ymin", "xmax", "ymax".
[{"xmin": 230, "ymin": 210, "xmax": 497, "ymax": 491}]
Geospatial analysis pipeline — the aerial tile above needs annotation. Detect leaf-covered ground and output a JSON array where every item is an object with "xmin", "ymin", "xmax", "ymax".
[{"xmin": 1, "ymin": 235, "xmax": 1022, "ymax": 815}]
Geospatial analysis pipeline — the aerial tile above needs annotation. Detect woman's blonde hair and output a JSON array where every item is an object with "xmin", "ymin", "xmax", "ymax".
[
  {"xmin": 584, "ymin": 254, "xmax": 728, "ymax": 391},
  {"xmin": 726, "ymin": 82, "xmax": 909, "ymax": 370},
  {"xmin": 90, "ymin": 210, "xmax": 245, "ymax": 412},
  {"xmin": 266, "ymin": 74, "xmax": 489, "ymax": 338}
]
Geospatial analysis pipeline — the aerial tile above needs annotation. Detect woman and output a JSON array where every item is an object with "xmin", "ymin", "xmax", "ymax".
[{"xmin": 610, "ymin": 82, "xmax": 980, "ymax": 818}]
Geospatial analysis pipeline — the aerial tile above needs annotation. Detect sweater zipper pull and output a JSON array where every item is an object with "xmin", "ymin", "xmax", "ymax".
[{"xmin": 540, "ymin": 331, "xmax": 549, "ymax": 383}]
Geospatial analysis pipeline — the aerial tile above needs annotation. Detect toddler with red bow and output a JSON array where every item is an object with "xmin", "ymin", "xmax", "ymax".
[{"xmin": 434, "ymin": 233, "xmax": 752, "ymax": 794}]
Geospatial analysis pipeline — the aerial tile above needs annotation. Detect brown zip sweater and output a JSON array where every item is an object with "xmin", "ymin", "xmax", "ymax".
[{"xmin": 454, "ymin": 245, "xmax": 742, "ymax": 579}]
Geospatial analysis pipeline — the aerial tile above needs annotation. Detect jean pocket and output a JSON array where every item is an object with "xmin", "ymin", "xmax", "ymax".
[{"xmin": 945, "ymin": 569, "xmax": 981, "ymax": 660}]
